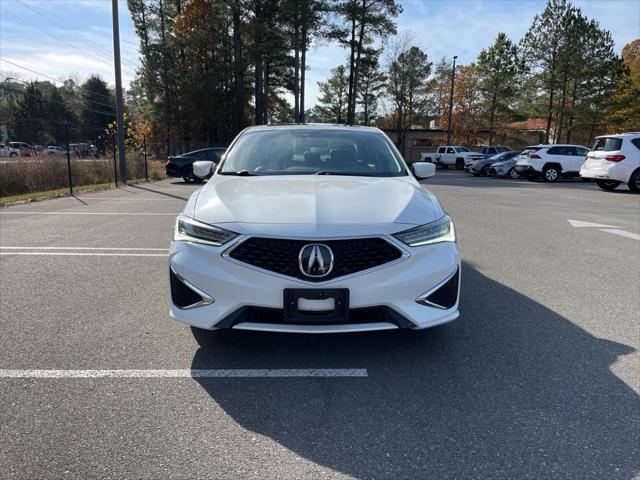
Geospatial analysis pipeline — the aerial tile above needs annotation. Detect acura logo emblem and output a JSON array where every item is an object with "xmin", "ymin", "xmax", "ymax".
[{"xmin": 299, "ymin": 244, "xmax": 334, "ymax": 278}]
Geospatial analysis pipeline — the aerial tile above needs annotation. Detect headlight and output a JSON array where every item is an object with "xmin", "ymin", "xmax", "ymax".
[
  {"xmin": 393, "ymin": 215, "xmax": 455, "ymax": 247},
  {"xmin": 174, "ymin": 215, "xmax": 238, "ymax": 246}
]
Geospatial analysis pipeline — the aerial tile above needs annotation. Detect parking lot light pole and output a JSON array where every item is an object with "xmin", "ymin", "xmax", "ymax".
[
  {"xmin": 143, "ymin": 134, "xmax": 148, "ymax": 182},
  {"xmin": 446, "ymin": 55, "xmax": 458, "ymax": 146}
]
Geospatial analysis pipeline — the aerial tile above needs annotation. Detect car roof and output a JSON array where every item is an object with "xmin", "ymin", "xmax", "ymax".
[
  {"xmin": 526, "ymin": 144, "xmax": 587, "ymax": 148},
  {"xmin": 243, "ymin": 123, "xmax": 382, "ymax": 133},
  {"xmin": 595, "ymin": 132, "xmax": 639, "ymax": 139}
]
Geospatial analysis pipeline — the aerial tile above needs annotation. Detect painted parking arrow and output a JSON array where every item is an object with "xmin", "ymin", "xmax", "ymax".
[
  {"xmin": 568, "ymin": 219, "xmax": 639, "ymax": 241},
  {"xmin": 568, "ymin": 219, "xmax": 619, "ymax": 228}
]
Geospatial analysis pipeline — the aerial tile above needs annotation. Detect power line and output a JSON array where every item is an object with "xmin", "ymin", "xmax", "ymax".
[
  {"xmin": 0, "ymin": 5, "xmax": 136, "ymax": 75},
  {"xmin": 0, "ymin": 63, "xmax": 117, "ymax": 112},
  {"xmin": 0, "ymin": 58, "xmax": 116, "ymax": 105},
  {"xmin": 0, "ymin": 58, "xmax": 58, "ymax": 83},
  {"xmin": 15, "ymin": 0, "xmax": 140, "ymax": 72}
]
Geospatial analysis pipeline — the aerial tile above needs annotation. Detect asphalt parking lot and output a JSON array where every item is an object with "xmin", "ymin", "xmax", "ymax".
[{"xmin": 1, "ymin": 172, "xmax": 638, "ymax": 480}]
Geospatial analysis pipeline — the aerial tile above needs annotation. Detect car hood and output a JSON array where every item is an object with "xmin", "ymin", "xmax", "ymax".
[{"xmin": 191, "ymin": 175, "xmax": 440, "ymax": 235}]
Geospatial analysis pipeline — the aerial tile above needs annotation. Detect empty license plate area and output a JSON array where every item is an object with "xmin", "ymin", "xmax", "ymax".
[{"xmin": 283, "ymin": 289, "xmax": 349, "ymax": 323}]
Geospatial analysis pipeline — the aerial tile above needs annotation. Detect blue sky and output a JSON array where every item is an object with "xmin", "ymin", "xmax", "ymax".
[{"xmin": 1, "ymin": 0, "xmax": 638, "ymax": 107}]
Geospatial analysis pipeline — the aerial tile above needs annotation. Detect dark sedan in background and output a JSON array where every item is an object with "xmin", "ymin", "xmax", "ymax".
[
  {"xmin": 165, "ymin": 147, "xmax": 226, "ymax": 183},
  {"xmin": 465, "ymin": 150, "xmax": 519, "ymax": 176}
]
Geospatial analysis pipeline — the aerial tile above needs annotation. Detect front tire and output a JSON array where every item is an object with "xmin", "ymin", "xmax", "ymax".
[
  {"xmin": 595, "ymin": 179, "xmax": 620, "ymax": 191},
  {"xmin": 508, "ymin": 168, "xmax": 520, "ymax": 179},
  {"xmin": 481, "ymin": 166, "xmax": 490, "ymax": 177},
  {"xmin": 456, "ymin": 158, "xmax": 464, "ymax": 170},
  {"xmin": 628, "ymin": 170, "xmax": 640, "ymax": 193},
  {"xmin": 182, "ymin": 167, "xmax": 195, "ymax": 183},
  {"xmin": 543, "ymin": 166, "xmax": 559, "ymax": 182}
]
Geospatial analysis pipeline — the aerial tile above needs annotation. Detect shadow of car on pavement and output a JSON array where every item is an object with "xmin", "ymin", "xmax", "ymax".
[{"xmin": 190, "ymin": 262, "xmax": 639, "ymax": 479}]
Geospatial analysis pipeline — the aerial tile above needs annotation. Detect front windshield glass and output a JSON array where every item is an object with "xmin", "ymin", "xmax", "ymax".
[
  {"xmin": 220, "ymin": 129, "xmax": 407, "ymax": 177},
  {"xmin": 456, "ymin": 147, "xmax": 470, "ymax": 152}
]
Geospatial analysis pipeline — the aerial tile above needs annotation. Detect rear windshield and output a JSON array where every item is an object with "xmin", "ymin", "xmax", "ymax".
[
  {"xmin": 520, "ymin": 147, "xmax": 541, "ymax": 155},
  {"xmin": 593, "ymin": 138, "xmax": 623, "ymax": 151}
]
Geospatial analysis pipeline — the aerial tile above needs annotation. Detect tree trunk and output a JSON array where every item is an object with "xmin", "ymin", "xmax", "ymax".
[
  {"xmin": 363, "ymin": 87, "xmax": 369, "ymax": 126},
  {"xmin": 488, "ymin": 92, "xmax": 497, "ymax": 145},
  {"xmin": 566, "ymin": 78, "xmax": 578, "ymax": 143},
  {"xmin": 253, "ymin": 1, "xmax": 263, "ymax": 124},
  {"xmin": 349, "ymin": 0, "xmax": 367, "ymax": 125},
  {"xmin": 293, "ymin": 20, "xmax": 300, "ymax": 122},
  {"xmin": 346, "ymin": 14, "xmax": 356, "ymax": 125},
  {"xmin": 158, "ymin": 0, "xmax": 173, "ymax": 154},
  {"xmin": 555, "ymin": 74, "xmax": 568, "ymax": 144},
  {"xmin": 300, "ymin": 26, "xmax": 307, "ymax": 123},
  {"xmin": 263, "ymin": 61, "xmax": 269, "ymax": 124},
  {"xmin": 232, "ymin": 1, "xmax": 245, "ymax": 132},
  {"xmin": 544, "ymin": 52, "xmax": 557, "ymax": 144}
]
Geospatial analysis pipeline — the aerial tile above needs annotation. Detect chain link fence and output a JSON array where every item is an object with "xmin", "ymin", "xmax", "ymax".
[{"xmin": 0, "ymin": 152, "xmax": 167, "ymax": 205}]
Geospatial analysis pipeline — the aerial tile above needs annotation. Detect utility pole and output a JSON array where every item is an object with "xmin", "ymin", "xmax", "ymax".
[
  {"xmin": 446, "ymin": 55, "xmax": 458, "ymax": 146},
  {"xmin": 112, "ymin": 0, "xmax": 127, "ymax": 184}
]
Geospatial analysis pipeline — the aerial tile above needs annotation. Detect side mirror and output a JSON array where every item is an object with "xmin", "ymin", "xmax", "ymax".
[
  {"xmin": 412, "ymin": 162, "xmax": 436, "ymax": 179},
  {"xmin": 193, "ymin": 160, "xmax": 214, "ymax": 179}
]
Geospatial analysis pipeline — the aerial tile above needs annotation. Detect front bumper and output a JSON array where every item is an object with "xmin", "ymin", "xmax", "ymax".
[
  {"xmin": 169, "ymin": 236, "xmax": 461, "ymax": 333},
  {"xmin": 515, "ymin": 165, "xmax": 538, "ymax": 177},
  {"xmin": 580, "ymin": 161, "xmax": 632, "ymax": 183}
]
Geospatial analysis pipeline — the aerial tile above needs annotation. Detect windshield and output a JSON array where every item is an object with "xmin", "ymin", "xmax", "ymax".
[
  {"xmin": 456, "ymin": 147, "xmax": 470, "ymax": 152},
  {"xmin": 220, "ymin": 129, "xmax": 407, "ymax": 177}
]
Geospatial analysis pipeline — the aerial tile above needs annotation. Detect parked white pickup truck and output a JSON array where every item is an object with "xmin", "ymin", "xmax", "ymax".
[{"xmin": 419, "ymin": 146, "xmax": 485, "ymax": 169}]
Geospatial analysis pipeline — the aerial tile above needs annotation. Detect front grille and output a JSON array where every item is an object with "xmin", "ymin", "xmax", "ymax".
[{"xmin": 228, "ymin": 237, "xmax": 402, "ymax": 282}]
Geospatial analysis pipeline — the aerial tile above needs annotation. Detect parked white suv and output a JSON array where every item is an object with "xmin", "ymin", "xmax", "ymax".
[
  {"xmin": 420, "ymin": 146, "xmax": 484, "ymax": 170},
  {"xmin": 515, "ymin": 144, "xmax": 590, "ymax": 182},
  {"xmin": 580, "ymin": 133, "xmax": 640, "ymax": 192}
]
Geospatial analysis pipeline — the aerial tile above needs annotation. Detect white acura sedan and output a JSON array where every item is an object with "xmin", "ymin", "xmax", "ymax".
[{"xmin": 169, "ymin": 125, "xmax": 460, "ymax": 334}]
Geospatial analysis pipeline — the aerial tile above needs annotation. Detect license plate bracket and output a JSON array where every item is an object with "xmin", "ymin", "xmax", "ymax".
[{"xmin": 283, "ymin": 288, "xmax": 349, "ymax": 323}]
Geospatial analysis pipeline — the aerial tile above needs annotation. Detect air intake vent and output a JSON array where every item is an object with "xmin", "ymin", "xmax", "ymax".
[
  {"xmin": 423, "ymin": 268, "xmax": 459, "ymax": 309},
  {"xmin": 170, "ymin": 268, "xmax": 205, "ymax": 309}
]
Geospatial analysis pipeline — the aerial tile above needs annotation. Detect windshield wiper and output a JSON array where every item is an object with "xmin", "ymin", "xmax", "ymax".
[
  {"xmin": 315, "ymin": 170, "xmax": 332, "ymax": 175},
  {"xmin": 219, "ymin": 170, "xmax": 259, "ymax": 176}
]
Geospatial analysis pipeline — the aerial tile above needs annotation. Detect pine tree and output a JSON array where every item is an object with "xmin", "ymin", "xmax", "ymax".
[
  {"xmin": 477, "ymin": 33, "xmax": 521, "ymax": 143},
  {"xmin": 316, "ymin": 65, "xmax": 349, "ymax": 123},
  {"xmin": 12, "ymin": 82, "xmax": 46, "ymax": 144}
]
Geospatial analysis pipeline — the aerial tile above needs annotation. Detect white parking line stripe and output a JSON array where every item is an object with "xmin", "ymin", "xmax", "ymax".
[
  {"xmin": 0, "ymin": 252, "xmax": 168, "ymax": 257},
  {"xmin": 0, "ymin": 246, "xmax": 169, "ymax": 251},
  {"xmin": 0, "ymin": 369, "xmax": 368, "ymax": 378},
  {"xmin": 598, "ymin": 229, "xmax": 640, "ymax": 241},
  {"xmin": 0, "ymin": 212, "xmax": 176, "ymax": 216}
]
